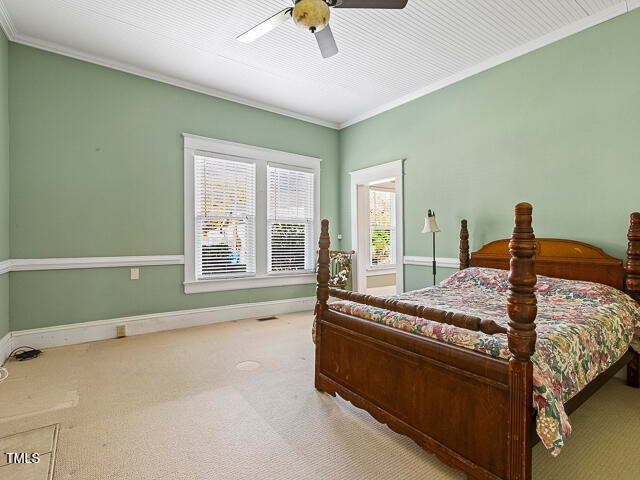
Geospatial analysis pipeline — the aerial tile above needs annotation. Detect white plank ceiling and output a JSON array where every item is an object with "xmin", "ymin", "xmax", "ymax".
[{"xmin": 0, "ymin": 1, "xmax": 636, "ymax": 128}]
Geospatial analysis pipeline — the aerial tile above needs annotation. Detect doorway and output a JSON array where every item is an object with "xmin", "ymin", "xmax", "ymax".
[{"xmin": 349, "ymin": 160, "xmax": 404, "ymax": 294}]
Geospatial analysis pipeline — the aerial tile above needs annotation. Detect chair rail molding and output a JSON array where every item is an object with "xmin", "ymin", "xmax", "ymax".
[
  {"xmin": 8, "ymin": 255, "xmax": 185, "ymax": 271},
  {"xmin": 403, "ymin": 256, "xmax": 460, "ymax": 269},
  {"xmin": 0, "ymin": 259, "xmax": 10, "ymax": 275}
]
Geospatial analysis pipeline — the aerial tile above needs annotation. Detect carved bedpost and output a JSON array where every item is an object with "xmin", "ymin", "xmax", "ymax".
[
  {"xmin": 315, "ymin": 219, "xmax": 331, "ymax": 390},
  {"xmin": 506, "ymin": 203, "xmax": 537, "ymax": 480},
  {"xmin": 459, "ymin": 219, "xmax": 470, "ymax": 270},
  {"xmin": 316, "ymin": 219, "xmax": 331, "ymax": 313},
  {"xmin": 625, "ymin": 212, "xmax": 640, "ymax": 388},
  {"xmin": 625, "ymin": 212, "xmax": 640, "ymax": 303}
]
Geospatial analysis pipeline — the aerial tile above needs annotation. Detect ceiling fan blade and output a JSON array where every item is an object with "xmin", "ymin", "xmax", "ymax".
[
  {"xmin": 237, "ymin": 8, "xmax": 293, "ymax": 43},
  {"xmin": 315, "ymin": 24, "xmax": 338, "ymax": 58},
  {"xmin": 331, "ymin": 0, "xmax": 408, "ymax": 8}
]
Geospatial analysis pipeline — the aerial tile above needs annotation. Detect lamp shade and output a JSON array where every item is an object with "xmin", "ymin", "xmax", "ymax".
[{"xmin": 421, "ymin": 209, "xmax": 441, "ymax": 233}]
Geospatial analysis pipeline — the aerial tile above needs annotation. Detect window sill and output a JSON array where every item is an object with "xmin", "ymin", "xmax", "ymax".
[{"xmin": 184, "ymin": 273, "xmax": 317, "ymax": 294}]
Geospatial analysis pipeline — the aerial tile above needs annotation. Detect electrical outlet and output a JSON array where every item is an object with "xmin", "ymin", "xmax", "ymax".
[
  {"xmin": 130, "ymin": 267, "xmax": 139, "ymax": 280},
  {"xmin": 116, "ymin": 325, "xmax": 126, "ymax": 338}
]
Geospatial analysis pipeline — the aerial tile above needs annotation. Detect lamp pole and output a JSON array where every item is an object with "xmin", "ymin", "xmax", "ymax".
[
  {"xmin": 431, "ymin": 230, "xmax": 437, "ymax": 285},
  {"xmin": 421, "ymin": 209, "xmax": 441, "ymax": 286}
]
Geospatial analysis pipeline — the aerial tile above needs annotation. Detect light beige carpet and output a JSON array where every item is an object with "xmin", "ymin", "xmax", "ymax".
[{"xmin": 0, "ymin": 312, "xmax": 638, "ymax": 479}]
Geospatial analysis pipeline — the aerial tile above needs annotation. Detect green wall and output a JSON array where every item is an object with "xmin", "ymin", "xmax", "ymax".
[
  {"xmin": 8, "ymin": 44, "xmax": 340, "ymax": 330},
  {"xmin": 0, "ymin": 28, "xmax": 9, "ymax": 338},
  {"xmin": 340, "ymin": 9, "xmax": 640, "ymax": 292}
]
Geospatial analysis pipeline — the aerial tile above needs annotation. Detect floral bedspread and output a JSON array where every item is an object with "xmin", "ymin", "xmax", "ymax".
[{"xmin": 322, "ymin": 267, "xmax": 640, "ymax": 455}]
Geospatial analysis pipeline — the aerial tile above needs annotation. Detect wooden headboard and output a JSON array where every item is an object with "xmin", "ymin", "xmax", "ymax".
[
  {"xmin": 470, "ymin": 238, "xmax": 623, "ymax": 289},
  {"xmin": 459, "ymin": 212, "xmax": 640, "ymax": 300}
]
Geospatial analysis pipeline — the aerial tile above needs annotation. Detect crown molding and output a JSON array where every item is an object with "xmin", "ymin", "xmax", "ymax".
[
  {"xmin": 0, "ymin": 0, "xmax": 337, "ymax": 128},
  {"xmin": 10, "ymin": 32, "xmax": 340, "ymax": 130},
  {"xmin": 0, "ymin": 0, "xmax": 16, "ymax": 40},
  {"xmin": 339, "ymin": 2, "xmax": 629, "ymax": 128},
  {"xmin": 0, "ymin": 1, "xmax": 635, "ymax": 131}
]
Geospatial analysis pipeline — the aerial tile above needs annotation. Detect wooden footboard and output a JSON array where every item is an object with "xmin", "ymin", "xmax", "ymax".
[{"xmin": 315, "ymin": 310, "xmax": 513, "ymax": 479}]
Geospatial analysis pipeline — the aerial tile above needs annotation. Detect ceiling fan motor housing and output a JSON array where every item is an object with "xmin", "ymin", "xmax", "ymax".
[{"xmin": 293, "ymin": 0, "xmax": 330, "ymax": 33}]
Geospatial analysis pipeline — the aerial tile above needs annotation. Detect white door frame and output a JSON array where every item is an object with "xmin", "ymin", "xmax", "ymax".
[{"xmin": 349, "ymin": 160, "xmax": 404, "ymax": 293}]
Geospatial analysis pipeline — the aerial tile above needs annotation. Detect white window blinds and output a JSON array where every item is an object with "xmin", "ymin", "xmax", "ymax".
[
  {"xmin": 267, "ymin": 165, "xmax": 314, "ymax": 273},
  {"xmin": 369, "ymin": 188, "xmax": 395, "ymax": 267},
  {"xmin": 194, "ymin": 155, "xmax": 255, "ymax": 278}
]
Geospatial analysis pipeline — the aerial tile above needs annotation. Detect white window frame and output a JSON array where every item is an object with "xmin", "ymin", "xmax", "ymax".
[{"xmin": 183, "ymin": 134, "xmax": 320, "ymax": 294}]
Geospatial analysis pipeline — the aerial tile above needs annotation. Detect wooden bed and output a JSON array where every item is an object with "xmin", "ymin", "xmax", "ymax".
[{"xmin": 314, "ymin": 202, "xmax": 640, "ymax": 480}]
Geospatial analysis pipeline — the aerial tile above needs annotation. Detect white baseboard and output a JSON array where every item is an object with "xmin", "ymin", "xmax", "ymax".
[
  {"xmin": 7, "ymin": 296, "xmax": 316, "ymax": 351},
  {"xmin": 0, "ymin": 331, "xmax": 11, "ymax": 365}
]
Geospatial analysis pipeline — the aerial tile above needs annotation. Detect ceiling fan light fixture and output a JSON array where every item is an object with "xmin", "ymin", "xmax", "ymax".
[{"xmin": 292, "ymin": 0, "xmax": 330, "ymax": 33}]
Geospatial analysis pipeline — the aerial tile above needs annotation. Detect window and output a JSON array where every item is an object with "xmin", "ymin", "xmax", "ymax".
[
  {"xmin": 267, "ymin": 165, "xmax": 315, "ymax": 273},
  {"xmin": 195, "ymin": 156, "xmax": 255, "ymax": 278},
  {"xmin": 184, "ymin": 134, "xmax": 320, "ymax": 293},
  {"xmin": 369, "ymin": 187, "xmax": 395, "ymax": 268}
]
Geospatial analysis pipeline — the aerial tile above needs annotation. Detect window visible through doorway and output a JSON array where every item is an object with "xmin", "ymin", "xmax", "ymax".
[{"xmin": 369, "ymin": 185, "xmax": 395, "ymax": 268}]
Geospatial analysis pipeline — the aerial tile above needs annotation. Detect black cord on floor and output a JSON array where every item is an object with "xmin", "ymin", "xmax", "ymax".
[
  {"xmin": 7, "ymin": 345, "xmax": 42, "ymax": 361},
  {"xmin": 0, "ymin": 346, "xmax": 43, "ymax": 384}
]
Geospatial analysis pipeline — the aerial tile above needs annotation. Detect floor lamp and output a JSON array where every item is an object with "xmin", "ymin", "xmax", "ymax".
[{"xmin": 421, "ymin": 209, "xmax": 441, "ymax": 285}]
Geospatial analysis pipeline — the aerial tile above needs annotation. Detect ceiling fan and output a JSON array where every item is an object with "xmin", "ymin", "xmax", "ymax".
[{"xmin": 237, "ymin": 0, "xmax": 408, "ymax": 59}]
